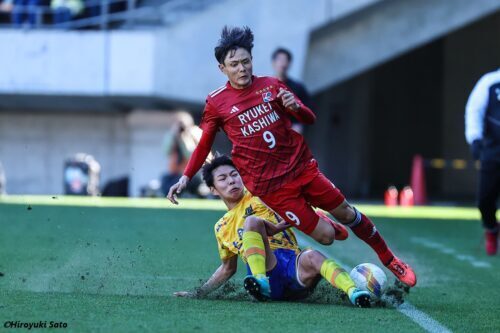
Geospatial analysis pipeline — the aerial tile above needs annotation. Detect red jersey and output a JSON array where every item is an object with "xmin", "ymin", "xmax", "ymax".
[{"xmin": 184, "ymin": 76, "xmax": 316, "ymax": 196}]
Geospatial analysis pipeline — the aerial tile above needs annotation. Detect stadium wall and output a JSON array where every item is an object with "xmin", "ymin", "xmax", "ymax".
[
  {"xmin": 304, "ymin": 0, "xmax": 500, "ymax": 92},
  {"xmin": 309, "ymin": 10, "xmax": 500, "ymax": 200},
  {"xmin": 0, "ymin": 30, "xmax": 157, "ymax": 96},
  {"xmin": 0, "ymin": 111, "xmax": 130, "ymax": 194},
  {"xmin": 0, "ymin": 110, "xmax": 182, "ymax": 196}
]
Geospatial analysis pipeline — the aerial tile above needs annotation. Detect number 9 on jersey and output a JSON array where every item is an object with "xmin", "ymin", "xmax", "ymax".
[{"xmin": 263, "ymin": 131, "xmax": 276, "ymax": 149}]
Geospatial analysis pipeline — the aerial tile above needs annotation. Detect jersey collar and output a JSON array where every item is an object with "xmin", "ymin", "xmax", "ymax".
[{"xmin": 226, "ymin": 76, "xmax": 257, "ymax": 91}]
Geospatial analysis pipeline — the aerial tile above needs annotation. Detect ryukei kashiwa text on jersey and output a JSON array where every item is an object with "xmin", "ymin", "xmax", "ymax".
[{"xmin": 214, "ymin": 190, "xmax": 299, "ymax": 261}]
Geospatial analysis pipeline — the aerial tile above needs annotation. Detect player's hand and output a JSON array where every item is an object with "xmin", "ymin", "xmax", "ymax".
[
  {"xmin": 277, "ymin": 88, "xmax": 300, "ymax": 111},
  {"xmin": 167, "ymin": 175, "xmax": 190, "ymax": 205},
  {"xmin": 173, "ymin": 291, "xmax": 196, "ymax": 298},
  {"xmin": 263, "ymin": 220, "xmax": 290, "ymax": 236}
]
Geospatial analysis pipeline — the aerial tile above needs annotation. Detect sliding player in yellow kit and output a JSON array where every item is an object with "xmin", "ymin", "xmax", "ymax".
[{"xmin": 174, "ymin": 155, "xmax": 371, "ymax": 307}]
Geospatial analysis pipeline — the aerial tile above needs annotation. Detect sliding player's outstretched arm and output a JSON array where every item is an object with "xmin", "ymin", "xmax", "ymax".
[{"xmin": 173, "ymin": 256, "xmax": 237, "ymax": 298}]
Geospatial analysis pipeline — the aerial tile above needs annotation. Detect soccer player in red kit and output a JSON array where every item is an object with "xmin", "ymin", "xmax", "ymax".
[{"xmin": 167, "ymin": 26, "xmax": 416, "ymax": 288}]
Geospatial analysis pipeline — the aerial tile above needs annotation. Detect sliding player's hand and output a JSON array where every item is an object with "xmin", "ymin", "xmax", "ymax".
[
  {"xmin": 277, "ymin": 88, "xmax": 300, "ymax": 111},
  {"xmin": 167, "ymin": 175, "xmax": 189, "ymax": 205}
]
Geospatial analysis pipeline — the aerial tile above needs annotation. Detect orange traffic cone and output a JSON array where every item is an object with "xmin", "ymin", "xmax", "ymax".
[
  {"xmin": 399, "ymin": 186, "xmax": 414, "ymax": 207},
  {"xmin": 411, "ymin": 154, "xmax": 427, "ymax": 205},
  {"xmin": 384, "ymin": 186, "xmax": 399, "ymax": 206}
]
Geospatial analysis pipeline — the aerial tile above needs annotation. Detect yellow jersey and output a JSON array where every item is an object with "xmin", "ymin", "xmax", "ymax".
[{"xmin": 214, "ymin": 191, "xmax": 299, "ymax": 261}]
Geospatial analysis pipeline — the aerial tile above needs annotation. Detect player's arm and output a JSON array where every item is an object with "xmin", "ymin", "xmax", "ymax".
[
  {"xmin": 173, "ymin": 256, "xmax": 238, "ymax": 298},
  {"xmin": 167, "ymin": 101, "xmax": 219, "ymax": 204},
  {"xmin": 277, "ymin": 83, "xmax": 316, "ymax": 124}
]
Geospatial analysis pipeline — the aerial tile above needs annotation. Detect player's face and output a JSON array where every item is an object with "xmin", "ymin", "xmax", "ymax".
[
  {"xmin": 272, "ymin": 53, "xmax": 290, "ymax": 78},
  {"xmin": 210, "ymin": 165, "xmax": 244, "ymax": 202},
  {"xmin": 219, "ymin": 47, "xmax": 253, "ymax": 89}
]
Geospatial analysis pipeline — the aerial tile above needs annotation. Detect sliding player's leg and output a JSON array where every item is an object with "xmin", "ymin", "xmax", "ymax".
[
  {"xmin": 296, "ymin": 249, "xmax": 370, "ymax": 307},
  {"xmin": 242, "ymin": 216, "xmax": 276, "ymax": 299},
  {"xmin": 241, "ymin": 214, "xmax": 337, "ymax": 301}
]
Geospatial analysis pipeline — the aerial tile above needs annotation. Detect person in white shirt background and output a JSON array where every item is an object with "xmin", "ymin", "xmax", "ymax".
[{"xmin": 465, "ymin": 68, "xmax": 500, "ymax": 255}]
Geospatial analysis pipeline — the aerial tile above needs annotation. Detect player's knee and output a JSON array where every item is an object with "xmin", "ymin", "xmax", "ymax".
[
  {"xmin": 311, "ymin": 221, "xmax": 335, "ymax": 245},
  {"xmin": 330, "ymin": 205, "xmax": 355, "ymax": 224},
  {"xmin": 316, "ymin": 231, "xmax": 335, "ymax": 245},
  {"xmin": 306, "ymin": 251, "xmax": 327, "ymax": 270},
  {"xmin": 243, "ymin": 216, "xmax": 264, "ymax": 231},
  {"xmin": 299, "ymin": 250, "xmax": 324, "ymax": 279}
]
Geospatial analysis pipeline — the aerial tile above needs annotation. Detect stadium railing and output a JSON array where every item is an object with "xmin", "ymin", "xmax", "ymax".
[{"xmin": 0, "ymin": 0, "xmax": 217, "ymax": 29}]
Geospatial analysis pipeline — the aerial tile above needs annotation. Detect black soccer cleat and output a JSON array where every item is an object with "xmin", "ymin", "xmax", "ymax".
[
  {"xmin": 243, "ymin": 275, "xmax": 270, "ymax": 302},
  {"xmin": 349, "ymin": 288, "xmax": 371, "ymax": 308},
  {"xmin": 355, "ymin": 294, "xmax": 371, "ymax": 308}
]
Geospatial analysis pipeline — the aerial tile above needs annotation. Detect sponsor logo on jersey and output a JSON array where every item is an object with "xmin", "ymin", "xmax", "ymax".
[
  {"xmin": 233, "ymin": 240, "xmax": 242, "ymax": 250},
  {"xmin": 262, "ymin": 91, "xmax": 272, "ymax": 103},
  {"xmin": 244, "ymin": 205, "xmax": 256, "ymax": 217},
  {"xmin": 230, "ymin": 105, "xmax": 240, "ymax": 114},
  {"xmin": 255, "ymin": 85, "xmax": 274, "ymax": 95}
]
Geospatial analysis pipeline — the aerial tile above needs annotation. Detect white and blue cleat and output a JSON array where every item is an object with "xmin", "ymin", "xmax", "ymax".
[{"xmin": 243, "ymin": 274, "xmax": 271, "ymax": 301}]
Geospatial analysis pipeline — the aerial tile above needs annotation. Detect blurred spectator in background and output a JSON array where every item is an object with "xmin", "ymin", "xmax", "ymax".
[
  {"xmin": 51, "ymin": 0, "xmax": 83, "ymax": 25},
  {"xmin": 64, "ymin": 153, "xmax": 101, "ymax": 196},
  {"xmin": 271, "ymin": 47, "xmax": 312, "ymax": 134},
  {"xmin": 0, "ymin": 0, "xmax": 13, "ymax": 24},
  {"xmin": 11, "ymin": 0, "xmax": 40, "ymax": 27},
  {"xmin": 161, "ymin": 113, "xmax": 210, "ymax": 198},
  {"xmin": 465, "ymin": 68, "xmax": 500, "ymax": 255}
]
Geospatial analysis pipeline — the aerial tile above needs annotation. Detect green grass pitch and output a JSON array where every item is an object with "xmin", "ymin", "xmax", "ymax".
[{"xmin": 0, "ymin": 196, "xmax": 499, "ymax": 332}]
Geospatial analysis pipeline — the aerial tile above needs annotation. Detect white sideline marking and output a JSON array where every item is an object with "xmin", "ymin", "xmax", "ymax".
[
  {"xmin": 398, "ymin": 302, "xmax": 452, "ymax": 333},
  {"xmin": 411, "ymin": 237, "xmax": 491, "ymax": 268},
  {"xmin": 296, "ymin": 235, "xmax": 453, "ymax": 333}
]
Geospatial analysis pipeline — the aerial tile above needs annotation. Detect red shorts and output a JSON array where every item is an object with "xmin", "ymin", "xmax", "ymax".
[{"xmin": 259, "ymin": 159, "xmax": 345, "ymax": 235}]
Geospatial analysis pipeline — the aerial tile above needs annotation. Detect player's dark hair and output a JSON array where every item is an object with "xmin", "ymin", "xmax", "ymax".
[
  {"xmin": 272, "ymin": 47, "xmax": 292, "ymax": 62},
  {"xmin": 214, "ymin": 26, "xmax": 254, "ymax": 64},
  {"xmin": 202, "ymin": 155, "xmax": 236, "ymax": 188}
]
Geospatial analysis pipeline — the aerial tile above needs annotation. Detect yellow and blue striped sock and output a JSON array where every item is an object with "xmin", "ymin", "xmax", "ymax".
[
  {"xmin": 320, "ymin": 259, "xmax": 356, "ymax": 296},
  {"xmin": 242, "ymin": 231, "xmax": 266, "ymax": 276}
]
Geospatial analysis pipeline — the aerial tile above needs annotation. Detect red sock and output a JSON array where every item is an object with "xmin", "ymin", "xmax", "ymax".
[{"xmin": 349, "ymin": 212, "xmax": 394, "ymax": 265}]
